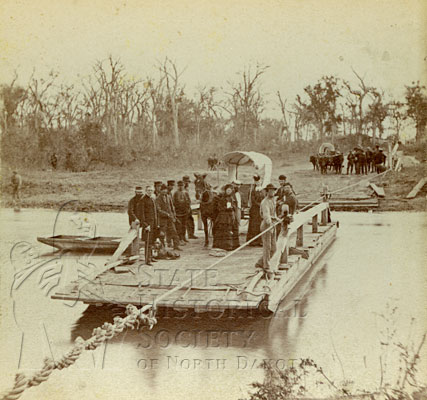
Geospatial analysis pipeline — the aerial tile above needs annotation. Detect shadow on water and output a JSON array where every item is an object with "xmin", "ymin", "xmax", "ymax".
[
  {"xmin": 70, "ymin": 249, "xmax": 332, "ymax": 353},
  {"xmin": 71, "ymin": 304, "xmax": 275, "ymax": 349}
]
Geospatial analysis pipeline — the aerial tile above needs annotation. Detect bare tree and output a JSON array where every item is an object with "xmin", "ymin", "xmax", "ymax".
[
  {"xmin": 54, "ymin": 84, "xmax": 81, "ymax": 130},
  {"xmin": 226, "ymin": 64, "xmax": 269, "ymax": 142},
  {"xmin": 344, "ymin": 68, "xmax": 374, "ymax": 141},
  {"xmin": 160, "ymin": 58, "xmax": 186, "ymax": 148},
  {"xmin": 193, "ymin": 86, "xmax": 209, "ymax": 146},
  {"xmin": 366, "ymin": 89, "xmax": 388, "ymax": 144},
  {"xmin": 388, "ymin": 100, "xmax": 405, "ymax": 141},
  {"xmin": 145, "ymin": 76, "xmax": 165, "ymax": 149},
  {"xmin": 277, "ymin": 91, "xmax": 291, "ymax": 143},
  {"xmin": 25, "ymin": 69, "xmax": 59, "ymax": 132},
  {"xmin": 0, "ymin": 70, "xmax": 27, "ymax": 132}
]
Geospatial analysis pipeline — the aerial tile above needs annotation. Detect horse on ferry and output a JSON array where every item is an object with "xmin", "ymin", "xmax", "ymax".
[{"xmin": 194, "ymin": 173, "xmax": 211, "ymax": 200}]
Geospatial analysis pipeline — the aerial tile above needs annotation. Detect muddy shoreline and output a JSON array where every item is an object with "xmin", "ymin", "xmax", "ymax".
[{"xmin": 2, "ymin": 163, "xmax": 426, "ymax": 213}]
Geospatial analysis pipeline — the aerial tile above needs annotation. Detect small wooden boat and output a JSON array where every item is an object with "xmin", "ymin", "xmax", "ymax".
[{"xmin": 37, "ymin": 235, "xmax": 126, "ymax": 253}]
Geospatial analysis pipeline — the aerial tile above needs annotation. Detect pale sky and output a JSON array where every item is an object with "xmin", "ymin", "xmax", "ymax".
[{"xmin": 1, "ymin": 0, "xmax": 426, "ymax": 113}]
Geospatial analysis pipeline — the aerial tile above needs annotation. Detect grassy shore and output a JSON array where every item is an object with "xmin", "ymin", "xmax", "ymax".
[{"xmin": 1, "ymin": 155, "xmax": 426, "ymax": 212}]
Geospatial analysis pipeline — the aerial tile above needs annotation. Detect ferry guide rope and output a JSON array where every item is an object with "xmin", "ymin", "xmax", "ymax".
[
  {"xmin": 1, "ymin": 167, "xmax": 391, "ymax": 400},
  {"xmin": 1, "ymin": 305, "xmax": 156, "ymax": 400}
]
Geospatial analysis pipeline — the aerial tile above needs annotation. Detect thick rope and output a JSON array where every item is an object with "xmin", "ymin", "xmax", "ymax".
[{"xmin": 1, "ymin": 304, "xmax": 157, "ymax": 400}]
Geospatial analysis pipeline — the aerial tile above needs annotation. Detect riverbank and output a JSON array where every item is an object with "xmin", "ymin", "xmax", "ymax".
[{"xmin": 1, "ymin": 158, "xmax": 426, "ymax": 212}]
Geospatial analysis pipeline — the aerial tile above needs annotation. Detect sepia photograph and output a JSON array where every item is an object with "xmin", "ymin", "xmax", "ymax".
[{"xmin": 0, "ymin": 0, "xmax": 426, "ymax": 399}]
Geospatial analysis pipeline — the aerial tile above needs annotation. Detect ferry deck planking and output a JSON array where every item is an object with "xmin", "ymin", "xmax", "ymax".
[{"xmin": 52, "ymin": 203, "xmax": 337, "ymax": 314}]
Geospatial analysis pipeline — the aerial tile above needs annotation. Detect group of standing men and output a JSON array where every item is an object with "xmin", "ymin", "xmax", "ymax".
[
  {"xmin": 127, "ymin": 176, "xmax": 198, "ymax": 265},
  {"xmin": 346, "ymin": 145, "xmax": 387, "ymax": 175},
  {"xmin": 128, "ymin": 172, "xmax": 298, "ymax": 275}
]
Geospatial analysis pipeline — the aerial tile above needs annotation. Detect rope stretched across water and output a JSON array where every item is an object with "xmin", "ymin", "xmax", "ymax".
[
  {"xmin": 1, "ymin": 305, "xmax": 157, "ymax": 400},
  {"xmin": 1, "ymin": 167, "xmax": 391, "ymax": 400}
]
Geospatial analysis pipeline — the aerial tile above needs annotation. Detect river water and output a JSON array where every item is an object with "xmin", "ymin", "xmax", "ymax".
[{"xmin": 0, "ymin": 208, "xmax": 426, "ymax": 399}]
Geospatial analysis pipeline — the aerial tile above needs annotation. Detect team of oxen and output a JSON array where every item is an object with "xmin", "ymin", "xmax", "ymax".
[
  {"xmin": 310, "ymin": 152, "xmax": 344, "ymax": 174},
  {"xmin": 310, "ymin": 146, "xmax": 386, "ymax": 175}
]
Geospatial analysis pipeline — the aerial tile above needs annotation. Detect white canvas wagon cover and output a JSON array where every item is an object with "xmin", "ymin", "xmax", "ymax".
[{"xmin": 223, "ymin": 151, "xmax": 272, "ymax": 188}]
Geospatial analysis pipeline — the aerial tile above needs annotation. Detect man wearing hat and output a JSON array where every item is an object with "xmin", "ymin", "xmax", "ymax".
[
  {"xmin": 167, "ymin": 180, "xmax": 176, "ymax": 195},
  {"xmin": 156, "ymin": 184, "xmax": 181, "ymax": 251},
  {"xmin": 140, "ymin": 185, "xmax": 159, "ymax": 265},
  {"xmin": 182, "ymin": 175, "xmax": 197, "ymax": 239},
  {"xmin": 173, "ymin": 181, "xmax": 191, "ymax": 244},
  {"xmin": 154, "ymin": 181, "xmax": 163, "ymax": 197},
  {"xmin": 353, "ymin": 148, "xmax": 361, "ymax": 174},
  {"xmin": 128, "ymin": 186, "xmax": 143, "ymax": 226},
  {"xmin": 275, "ymin": 175, "xmax": 294, "ymax": 199},
  {"xmin": 260, "ymin": 183, "xmax": 279, "ymax": 275},
  {"xmin": 246, "ymin": 174, "xmax": 263, "ymax": 246},
  {"xmin": 347, "ymin": 150, "xmax": 355, "ymax": 175},
  {"xmin": 182, "ymin": 175, "xmax": 191, "ymax": 190}
]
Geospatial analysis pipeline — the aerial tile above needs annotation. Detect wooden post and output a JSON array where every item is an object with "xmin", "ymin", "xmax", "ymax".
[
  {"xmin": 296, "ymin": 225, "xmax": 304, "ymax": 247},
  {"xmin": 280, "ymin": 220, "xmax": 289, "ymax": 264},
  {"xmin": 312, "ymin": 214, "xmax": 318, "ymax": 233},
  {"xmin": 280, "ymin": 242, "xmax": 288, "ymax": 264},
  {"xmin": 130, "ymin": 220, "xmax": 140, "ymax": 256},
  {"xmin": 321, "ymin": 209, "xmax": 327, "ymax": 225},
  {"xmin": 322, "ymin": 185, "xmax": 330, "ymax": 202}
]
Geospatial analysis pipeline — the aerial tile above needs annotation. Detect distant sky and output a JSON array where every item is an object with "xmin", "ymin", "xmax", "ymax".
[{"xmin": 1, "ymin": 0, "xmax": 426, "ymax": 115}]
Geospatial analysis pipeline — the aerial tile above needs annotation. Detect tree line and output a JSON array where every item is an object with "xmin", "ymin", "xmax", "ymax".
[{"xmin": 1, "ymin": 56, "xmax": 426, "ymax": 171}]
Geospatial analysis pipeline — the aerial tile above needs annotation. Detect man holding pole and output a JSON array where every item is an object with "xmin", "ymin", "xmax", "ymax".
[
  {"xmin": 140, "ymin": 186, "xmax": 159, "ymax": 265},
  {"xmin": 260, "ymin": 183, "xmax": 279, "ymax": 276}
]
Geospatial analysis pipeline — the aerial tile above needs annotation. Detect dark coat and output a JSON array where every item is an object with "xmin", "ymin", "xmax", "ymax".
[
  {"xmin": 275, "ymin": 183, "xmax": 295, "ymax": 199},
  {"xmin": 215, "ymin": 194, "xmax": 236, "ymax": 225},
  {"xmin": 213, "ymin": 193, "xmax": 238, "ymax": 250},
  {"xmin": 140, "ymin": 194, "xmax": 158, "ymax": 230},
  {"xmin": 374, "ymin": 152, "xmax": 386, "ymax": 164},
  {"xmin": 249, "ymin": 185, "xmax": 263, "ymax": 213},
  {"xmin": 173, "ymin": 190, "xmax": 191, "ymax": 217},
  {"xmin": 156, "ymin": 193, "xmax": 176, "ymax": 221},
  {"xmin": 128, "ymin": 194, "xmax": 143, "ymax": 225}
]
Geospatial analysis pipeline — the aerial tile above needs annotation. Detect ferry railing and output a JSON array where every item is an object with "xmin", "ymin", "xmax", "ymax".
[{"xmin": 271, "ymin": 202, "xmax": 330, "ymax": 270}]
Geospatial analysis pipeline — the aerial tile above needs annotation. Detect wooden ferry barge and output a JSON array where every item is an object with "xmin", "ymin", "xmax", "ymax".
[{"xmin": 52, "ymin": 201, "xmax": 337, "ymax": 314}]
